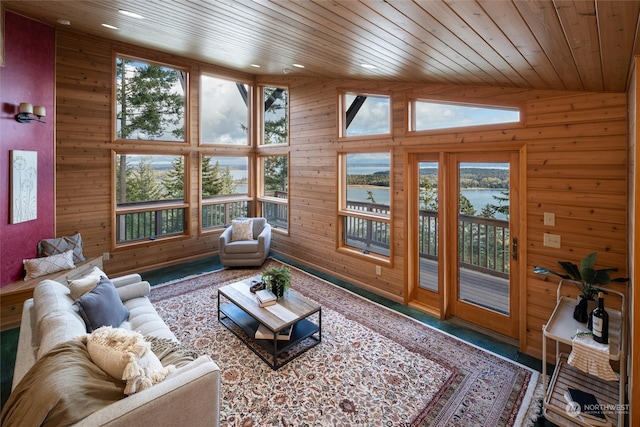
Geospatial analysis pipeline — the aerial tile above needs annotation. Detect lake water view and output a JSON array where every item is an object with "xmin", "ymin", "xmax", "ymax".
[{"xmin": 347, "ymin": 187, "xmax": 506, "ymax": 218}]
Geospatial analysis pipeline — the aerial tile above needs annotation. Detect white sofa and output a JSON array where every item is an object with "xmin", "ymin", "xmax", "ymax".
[{"xmin": 8, "ymin": 272, "xmax": 221, "ymax": 426}]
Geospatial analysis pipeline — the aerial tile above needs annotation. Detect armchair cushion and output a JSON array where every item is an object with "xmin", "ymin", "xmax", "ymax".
[{"xmin": 224, "ymin": 240, "xmax": 260, "ymax": 254}]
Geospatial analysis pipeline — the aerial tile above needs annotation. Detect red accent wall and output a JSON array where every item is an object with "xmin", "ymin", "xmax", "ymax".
[{"xmin": 0, "ymin": 12, "xmax": 56, "ymax": 286}]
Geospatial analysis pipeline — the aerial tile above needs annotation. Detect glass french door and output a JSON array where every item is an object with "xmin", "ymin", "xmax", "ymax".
[
  {"xmin": 450, "ymin": 152, "xmax": 519, "ymax": 338},
  {"xmin": 410, "ymin": 151, "xmax": 520, "ymax": 338}
]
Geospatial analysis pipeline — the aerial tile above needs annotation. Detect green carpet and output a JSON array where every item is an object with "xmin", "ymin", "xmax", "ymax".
[{"xmin": 0, "ymin": 328, "xmax": 19, "ymax": 410}]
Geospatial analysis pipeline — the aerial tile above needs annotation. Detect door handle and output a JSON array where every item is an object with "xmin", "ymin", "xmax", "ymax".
[{"xmin": 511, "ymin": 237, "xmax": 518, "ymax": 260}]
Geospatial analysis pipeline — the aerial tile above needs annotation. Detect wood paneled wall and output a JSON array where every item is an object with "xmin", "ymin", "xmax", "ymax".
[{"xmin": 56, "ymin": 28, "xmax": 629, "ymax": 359}]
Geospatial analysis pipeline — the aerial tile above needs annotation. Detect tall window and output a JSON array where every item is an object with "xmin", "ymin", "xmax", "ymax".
[
  {"xmin": 115, "ymin": 153, "xmax": 187, "ymax": 244},
  {"xmin": 260, "ymin": 86, "xmax": 288, "ymax": 145},
  {"xmin": 259, "ymin": 155, "xmax": 288, "ymax": 230},
  {"xmin": 201, "ymin": 155, "xmax": 250, "ymax": 229},
  {"xmin": 409, "ymin": 99, "xmax": 520, "ymax": 132},
  {"xmin": 116, "ymin": 57, "xmax": 186, "ymax": 142},
  {"xmin": 340, "ymin": 92, "xmax": 391, "ymax": 138},
  {"xmin": 338, "ymin": 152, "xmax": 391, "ymax": 259},
  {"xmin": 201, "ymin": 75, "xmax": 250, "ymax": 145}
]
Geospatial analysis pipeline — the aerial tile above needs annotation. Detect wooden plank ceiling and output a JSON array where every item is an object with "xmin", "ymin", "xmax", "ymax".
[{"xmin": 3, "ymin": 0, "xmax": 640, "ymax": 92}]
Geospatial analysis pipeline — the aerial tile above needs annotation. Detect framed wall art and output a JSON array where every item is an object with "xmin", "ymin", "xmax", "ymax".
[{"xmin": 11, "ymin": 150, "xmax": 37, "ymax": 224}]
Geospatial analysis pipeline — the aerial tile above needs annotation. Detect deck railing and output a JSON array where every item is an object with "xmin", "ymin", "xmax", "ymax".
[
  {"xmin": 116, "ymin": 207, "xmax": 185, "ymax": 243},
  {"xmin": 202, "ymin": 201, "xmax": 249, "ymax": 229},
  {"xmin": 344, "ymin": 201, "xmax": 510, "ymax": 277},
  {"xmin": 117, "ymin": 198, "xmax": 509, "ymax": 277}
]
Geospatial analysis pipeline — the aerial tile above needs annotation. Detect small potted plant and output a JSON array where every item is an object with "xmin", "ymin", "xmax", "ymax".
[
  {"xmin": 534, "ymin": 252, "xmax": 628, "ymax": 322},
  {"xmin": 261, "ymin": 266, "xmax": 291, "ymax": 298}
]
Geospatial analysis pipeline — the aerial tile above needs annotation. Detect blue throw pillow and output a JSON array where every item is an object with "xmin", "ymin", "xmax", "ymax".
[{"xmin": 75, "ymin": 277, "xmax": 130, "ymax": 333}]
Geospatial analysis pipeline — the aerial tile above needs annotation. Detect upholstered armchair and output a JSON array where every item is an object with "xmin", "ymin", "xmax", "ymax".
[{"xmin": 219, "ymin": 218, "xmax": 271, "ymax": 267}]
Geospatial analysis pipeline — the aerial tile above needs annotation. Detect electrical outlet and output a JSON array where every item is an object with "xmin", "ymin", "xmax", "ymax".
[
  {"xmin": 543, "ymin": 233, "xmax": 561, "ymax": 248},
  {"xmin": 102, "ymin": 252, "xmax": 110, "ymax": 261},
  {"xmin": 543, "ymin": 212, "xmax": 555, "ymax": 226},
  {"xmin": 375, "ymin": 265, "xmax": 382, "ymax": 275}
]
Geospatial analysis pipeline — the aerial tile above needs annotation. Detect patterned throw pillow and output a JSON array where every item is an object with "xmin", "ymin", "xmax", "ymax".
[
  {"xmin": 231, "ymin": 218, "xmax": 253, "ymax": 241},
  {"xmin": 78, "ymin": 326, "xmax": 175, "ymax": 395},
  {"xmin": 38, "ymin": 233, "xmax": 86, "ymax": 264},
  {"xmin": 23, "ymin": 250, "xmax": 75, "ymax": 280}
]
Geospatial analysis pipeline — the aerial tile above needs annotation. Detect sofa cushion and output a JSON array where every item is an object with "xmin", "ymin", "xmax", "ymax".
[
  {"xmin": 116, "ymin": 281, "xmax": 150, "ymax": 302},
  {"xmin": 231, "ymin": 218, "xmax": 253, "ymax": 241},
  {"xmin": 75, "ymin": 277, "xmax": 130, "ymax": 333},
  {"xmin": 79, "ymin": 326, "xmax": 175, "ymax": 395},
  {"xmin": 23, "ymin": 251, "xmax": 75, "ymax": 280},
  {"xmin": 34, "ymin": 279, "xmax": 76, "ymax": 326},
  {"xmin": 38, "ymin": 232, "xmax": 86, "ymax": 264},
  {"xmin": 121, "ymin": 298, "xmax": 178, "ymax": 341},
  {"xmin": 68, "ymin": 266, "xmax": 108, "ymax": 300},
  {"xmin": 37, "ymin": 311, "xmax": 88, "ymax": 360}
]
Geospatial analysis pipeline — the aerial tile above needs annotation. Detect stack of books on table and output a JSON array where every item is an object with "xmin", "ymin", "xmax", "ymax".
[
  {"xmin": 255, "ymin": 324, "xmax": 293, "ymax": 341},
  {"xmin": 563, "ymin": 388, "xmax": 612, "ymax": 426},
  {"xmin": 255, "ymin": 289, "xmax": 276, "ymax": 307}
]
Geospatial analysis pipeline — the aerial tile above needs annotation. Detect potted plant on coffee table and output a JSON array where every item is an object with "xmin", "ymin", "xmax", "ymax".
[
  {"xmin": 261, "ymin": 266, "xmax": 291, "ymax": 298},
  {"xmin": 534, "ymin": 252, "xmax": 628, "ymax": 322}
]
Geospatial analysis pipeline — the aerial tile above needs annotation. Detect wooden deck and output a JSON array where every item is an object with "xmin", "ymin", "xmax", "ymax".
[{"xmin": 419, "ymin": 258, "xmax": 509, "ymax": 315}]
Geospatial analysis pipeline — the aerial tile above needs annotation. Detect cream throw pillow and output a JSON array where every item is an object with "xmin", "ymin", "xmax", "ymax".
[
  {"xmin": 68, "ymin": 266, "xmax": 108, "ymax": 300},
  {"xmin": 78, "ymin": 326, "xmax": 175, "ymax": 395},
  {"xmin": 23, "ymin": 250, "xmax": 75, "ymax": 280},
  {"xmin": 231, "ymin": 218, "xmax": 253, "ymax": 241}
]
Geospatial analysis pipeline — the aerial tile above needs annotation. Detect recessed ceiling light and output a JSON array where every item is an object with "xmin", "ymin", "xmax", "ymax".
[
  {"xmin": 102, "ymin": 24, "xmax": 119, "ymax": 30},
  {"xmin": 250, "ymin": 64, "xmax": 261, "ymax": 68},
  {"xmin": 118, "ymin": 9, "xmax": 144, "ymax": 19},
  {"xmin": 360, "ymin": 63, "xmax": 377, "ymax": 69},
  {"xmin": 57, "ymin": 19, "xmax": 71, "ymax": 26},
  {"xmin": 292, "ymin": 63, "xmax": 305, "ymax": 68}
]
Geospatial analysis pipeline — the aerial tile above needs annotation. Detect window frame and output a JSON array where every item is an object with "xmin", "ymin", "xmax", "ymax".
[
  {"xmin": 337, "ymin": 149, "xmax": 393, "ymax": 265},
  {"xmin": 112, "ymin": 150, "xmax": 191, "ymax": 248},
  {"xmin": 338, "ymin": 90, "xmax": 392, "ymax": 140},
  {"xmin": 114, "ymin": 54, "xmax": 190, "ymax": 145},
  {"xmin": 406, "ymin": 96, "xmax": 523, "ymax": 134}
]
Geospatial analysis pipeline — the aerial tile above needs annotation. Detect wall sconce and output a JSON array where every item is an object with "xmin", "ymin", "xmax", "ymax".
[{"xmin": 15, "ymin": 103, "xmax": 46, "ymax": 124}]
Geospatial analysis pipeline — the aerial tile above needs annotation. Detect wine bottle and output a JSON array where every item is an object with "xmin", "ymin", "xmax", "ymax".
[{"xmin": 591, "ymin": 292, "xmax": 609, "ymax": 344}]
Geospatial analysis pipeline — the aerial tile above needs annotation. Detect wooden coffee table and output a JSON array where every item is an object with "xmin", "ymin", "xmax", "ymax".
[{"xmin": 217, "ymin": 276, "xmax": 322, "ymax": 369}]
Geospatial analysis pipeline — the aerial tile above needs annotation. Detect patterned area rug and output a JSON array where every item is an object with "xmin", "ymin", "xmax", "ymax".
[{"xmin": 149, "ymin": 259, "xmax": 540, "ymax": 426}]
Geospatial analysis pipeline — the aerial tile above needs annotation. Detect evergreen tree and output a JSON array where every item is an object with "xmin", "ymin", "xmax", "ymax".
[
  {"xmin": 162, "ymin": 157, "xmax": 184, "ymax": 199},
  {"xmin": 127, "ymin": 157, "xmax": 163, "ymax": 203},
  {"xmin": 202, "ymin": 157, "xmax": 237, "ymax": 196},
  {"xmin": 459, "ymin": 194, "xmax": 476, "ymax": 215},
  {"xmin": 366, "ymin": 190, "xmax": 376, "ymax": 204},
  {"xmin": 264, "ymin": 156, "xmax": 288, "ymax": 193},
  {"xmin": 117, "ymin": 58, "xmax": 184, "ymax": 140},
  {"xmin": 487, "ymin": 190, "xmax": 510, "ymax": 218},
  {"xmin": 419, "ymin": 176, "xmax": 438, "ymax": 211},
  {"xmin": 263, "ymin": 88, "xmax": 288, "ymax": 145}
]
